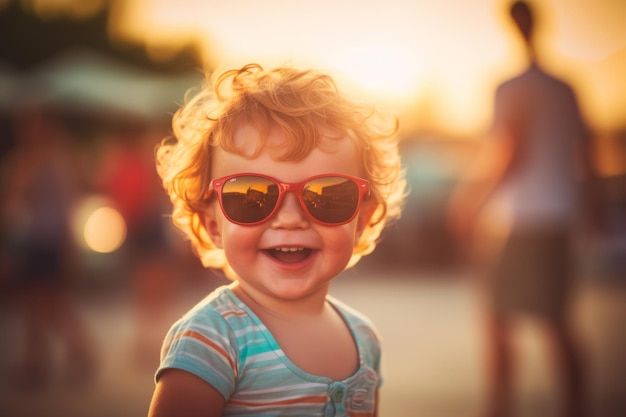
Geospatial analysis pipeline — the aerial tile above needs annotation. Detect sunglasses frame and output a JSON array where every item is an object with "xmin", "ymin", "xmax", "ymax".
[{"xmin": 206, "ymin": 173, "xmax": 370, "ymax": 226}]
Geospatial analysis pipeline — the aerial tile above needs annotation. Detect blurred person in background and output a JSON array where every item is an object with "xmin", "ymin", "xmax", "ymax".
[
  {"xmin": 96, "ymin": 123, "xmax": 176, "ymax": 367},
  {"xmin": 0, "ymin": 99, "xmax": 95, "ymax": 389},
  {"xmin": 447, "ymin": 1, "xmax": 605, "ymax": 417}
]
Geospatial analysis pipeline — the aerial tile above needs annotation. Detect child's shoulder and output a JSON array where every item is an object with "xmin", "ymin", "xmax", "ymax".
[
  {"xmin": 327, "ymin": 295, "xmax": 380, "ymax": 337},
  {"xmin": 328, "ymin": 296, "xmax": 382, "ymax": 369},
  {"xmin": 172, "ymin": 285, "xmax": 252, "ymax": 331}
]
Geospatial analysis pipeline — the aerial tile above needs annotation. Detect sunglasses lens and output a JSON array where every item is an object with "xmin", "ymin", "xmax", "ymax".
[
  {"xmin": 220, "ymin": 176, "xmax": 279, "ymax": 223},
  {"xmin": 303, "ymin": 177, "xmax": 360, "ymax": 224}
]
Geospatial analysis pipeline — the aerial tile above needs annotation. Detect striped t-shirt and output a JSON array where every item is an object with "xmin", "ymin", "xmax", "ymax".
[{"xmin": 156, "ymin": 285, "xmax": 381, "ymax": 416}]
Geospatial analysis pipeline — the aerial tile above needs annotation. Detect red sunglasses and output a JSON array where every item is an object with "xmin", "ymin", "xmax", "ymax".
[{"xmin": 206, "ymin": 173, "xmax": 370, "ymax": 226}]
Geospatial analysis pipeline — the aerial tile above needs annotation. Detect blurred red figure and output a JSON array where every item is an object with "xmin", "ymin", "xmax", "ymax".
[
  {"xmin": 97, "ymin": 125, "xmax": 176, "ymax": 366},
  {"xmin": 0, "ymin": 103, "xmax": 95, "ymax": 389},
  {"xmin": 448, "ymin": 2, "xmax": 605, "ymax": 417}
]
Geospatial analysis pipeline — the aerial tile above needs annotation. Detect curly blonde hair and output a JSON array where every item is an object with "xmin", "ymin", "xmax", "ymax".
[{"xmin": 156, "ymin": 63, "xmax": 405, "ymax": 279}]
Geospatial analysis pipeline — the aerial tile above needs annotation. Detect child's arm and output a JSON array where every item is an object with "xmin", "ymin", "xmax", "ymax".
[{"xmin": 148, "ymin": 369, "xmax": 225, "ymax": 417}]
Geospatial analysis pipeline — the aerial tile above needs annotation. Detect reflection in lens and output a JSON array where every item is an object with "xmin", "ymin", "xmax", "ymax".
[
  {"xmin": 304, "ymin": 177, "xmax": 359, "ymax": 223},
  {"xmin": 221, "ymin": 176, "xmax": 279, "ymax": 223}
]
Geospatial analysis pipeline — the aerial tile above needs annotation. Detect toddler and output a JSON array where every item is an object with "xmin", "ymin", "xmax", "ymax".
[{"xmin": 148, "ymin": 63, "xmax": 405, "ymax": 417}]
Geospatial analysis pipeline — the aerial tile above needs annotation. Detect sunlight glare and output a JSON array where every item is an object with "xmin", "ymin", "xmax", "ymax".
[
  {"xmin": 333, "ymin": 43, "xmax": 424, "ymax": 103},
  {"xmin": 110, "ymin": 0, "xmax": 626, "ymax": 132}
]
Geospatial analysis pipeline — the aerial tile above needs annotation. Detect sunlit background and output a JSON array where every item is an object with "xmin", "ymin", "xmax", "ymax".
[
  {"xmin": 0, "ymin": 0, "xmax": 624, "ymax": 416},
  {"xmin": 120, "ymin": 0, "xmax": 626, "ymax": 133}
]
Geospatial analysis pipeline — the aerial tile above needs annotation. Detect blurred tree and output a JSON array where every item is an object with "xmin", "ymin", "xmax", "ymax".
[{"xmin": 0, "ymin": 0, "xmax": 203, "ymax": 74}]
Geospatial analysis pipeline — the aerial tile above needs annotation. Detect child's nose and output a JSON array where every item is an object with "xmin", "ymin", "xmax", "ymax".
[{"xmin": 270, "ymin": 192, "xmax": 309, "ymax": 229}]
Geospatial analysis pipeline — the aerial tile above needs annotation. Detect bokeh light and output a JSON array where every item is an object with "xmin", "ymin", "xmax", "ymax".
[
  {"xmin": 83, "ymin": 206, "xmax": 126, "ymax": 253},
  {"xmin": 72, "ymin": 195, "xmax": 127, "ymax": 253}
]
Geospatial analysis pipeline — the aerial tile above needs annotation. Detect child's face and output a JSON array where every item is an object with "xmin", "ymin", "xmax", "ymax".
[{"xmin": 203, "ymin": 125, "xmax": 375, "ymax": 305}]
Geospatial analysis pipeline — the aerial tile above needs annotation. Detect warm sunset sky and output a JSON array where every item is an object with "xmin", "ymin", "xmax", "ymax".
[{"xmin": 111, "ymin": 0, "xmax": 625, "ymax": 136}]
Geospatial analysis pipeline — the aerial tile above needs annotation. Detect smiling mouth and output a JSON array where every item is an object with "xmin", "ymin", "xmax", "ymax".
[{"xmin": 267, "ymin": 247, "xmax": 313, "ymax": 264}]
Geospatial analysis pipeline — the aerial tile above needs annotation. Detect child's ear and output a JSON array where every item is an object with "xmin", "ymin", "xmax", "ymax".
[
  {"xmin": 356, "ymin": 198, "xmax": 377, "ymax": 239},
  {"xmin": 203, "ymin": 209, "xmax": 223, "ymax": 249}
]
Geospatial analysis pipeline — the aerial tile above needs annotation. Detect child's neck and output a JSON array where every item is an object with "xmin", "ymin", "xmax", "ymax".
[
  {"xmin": 229, "ymin": 281, "xmax": 329, "ymax": 319},
  {"xmin": 229, "ymin": 281, "xmax": 359, "ymax": 380}
]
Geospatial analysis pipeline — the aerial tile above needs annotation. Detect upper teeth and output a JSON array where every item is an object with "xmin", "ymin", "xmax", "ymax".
[{"xmin": 274, "ymin": 247, "xmax": 305, "ymax": 252}]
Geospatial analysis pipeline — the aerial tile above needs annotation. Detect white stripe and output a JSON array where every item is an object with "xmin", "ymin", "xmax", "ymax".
[
  {"xmin": 236, "ymin": 382, "xmax": 325, "ymax": 397},
  {"xmin": 246, "ymin": 363, "xmax": 285, "ymax": 374},
  {"xmin": 233, "ymin": 324, "xmax": 266, "ymax": 337},
  {"xmin": 246, "ymin": 350, "xmax": 282, "ymax": 364},
  {"xmin": 181, "ymin": 336, "xmax": 233, "ymax": 369},
  {"xmin": 181, "ymin": 352, "xmax": 231, "ymax": 382}
]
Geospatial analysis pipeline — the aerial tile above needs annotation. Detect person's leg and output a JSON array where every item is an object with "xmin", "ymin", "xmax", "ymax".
[
  {"xmin": 49, "ymin": 288, "xmax": 96, "ymax": 384},
  {"xmin": 484, "ymin": 311, "xmax": 515, "ymax": 417},
  {"xmin": 17, "ymin": 287, "xmax": 52, "ymax": 389},
  {"xmin": 544, "ymin": 319, "xmax": 588, "ymax": 417}
]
